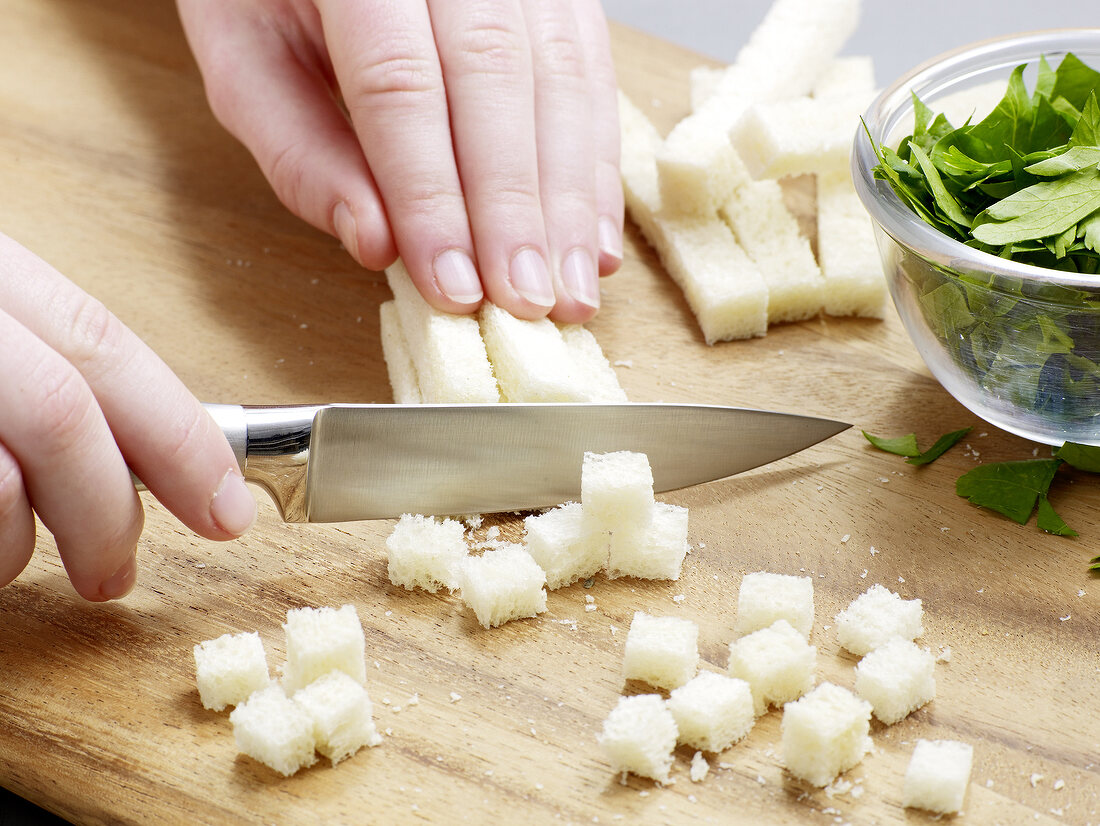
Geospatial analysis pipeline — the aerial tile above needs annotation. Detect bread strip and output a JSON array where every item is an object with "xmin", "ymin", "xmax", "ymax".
[
  {"xmin": 812, "ymin": 56, "xmax": 876, "ymax": 99},
  {"xmin": 619, "ymin": 91, "xmax": 768, "ymax": 343},
  {"xmin": 384, "ymin": 260, "xmax": 500, "ymax": 403},
  {"xmin": 720, "ymin": 180, "xmax": 823, "ymax": 324},
  {"xmin": 817, "ymin": 170, "xmax": 886, "ymax": 318},
  {"xmin": 378, "ymin": 300, "xmax": 423, "ymax": 404},
  {"xmin": 558, "ymin": 324, "xmax": 629, "ymax": 402}
]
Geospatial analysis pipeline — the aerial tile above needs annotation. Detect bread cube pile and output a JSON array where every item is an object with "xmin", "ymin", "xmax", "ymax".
[
  {"xmin": 619, "ymin": 0, "xmax": 886, "ymax": 344},
  {"xmin": 193, "ymin": 604, "xmax": 382, "ymax": 777},
  {"xmin": 596, "ymin": 574, "xmax": 971, "ymax": 814},
  {"xmin": 384, "ymin": 450, "xmax": 690, "ymax": 629},
  {"xmin": 379, "ymin": 259, "xmax": 627, "ymax": 404}
]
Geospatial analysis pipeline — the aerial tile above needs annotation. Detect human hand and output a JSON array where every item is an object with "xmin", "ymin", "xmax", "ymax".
[
  {"xmin": 0, "ymin": 234, "xmax": 257, "ymax": 601},
  {"xmin": 177, "ymin": 0, "xmax": 622, "ymax": 324}
]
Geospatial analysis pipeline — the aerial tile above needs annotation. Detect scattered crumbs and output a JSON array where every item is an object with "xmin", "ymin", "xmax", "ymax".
[
  {"xmin": 195, "ymin": 562, "xmax": 206, "ymax": 569},
  {"xmin": 585, "ymin": 604, "xmax": 598, "ymax": 613},
  {"xmin": 381, "ymin": 697, "xmax": 391, "ymax": 706},
  {"xmin": 392, "ymin": 706, "xmax": 402, "ymax": 713},
  {"xmin": 718, "ymin": 762, "xmax": 735, "ymax": 770},
  {"xmin": 609, "ymin": 625, "xmax": 618, "ymax": 636},
  {"xmin": 449, "ymin": 692, "xmax": 463, "ymax": 703},
  {"xmin": 374, "ymin": 661, "xmax": 381, "ymax": 669},
  {"xmin": 585, "ymin": 595, "xmax": 595, "ymax": 604},
  {"xmin": 638, "ymin": 790, "xmax": 650, "ymax": 797},
  {"xmin": 385, "ymin": 610, "xmax": 393, "ymax": 617},
  {"xmin": 486, "ymin": 526, "xmax": 501, "ymax": 541},
  {"xmin": 690, "ymin": 752, "xmax": 709, "ymax": 782},
  {"xmin": 878, "ymin": 477, "xmax": 889, "ymax": 483},
  {"xmin": 535, "ymin": 783, "xmax": 544, "ymax": 791},
  {"xmin": 986, "ymin": 779, "xmax": 994, "ymax": 788},
  {"xmin": 898, "ymin": 576, "xmax": 905, "ymax": 583},
  {"xmin": 299, "ymin": 323, "xmax": 308, "ymax": 329},
  {"xmin": 841, "ymin": 534, "xmax": 851, "ymax": 543},
  {"xmin": 1078, "ymin": 590, "xmax": 1086, "ymax": 597},
  {"xmin": 778, "ymin": 350, "xmax": 784, "ymax": 355},
  {"xmin": 860, "ymin": 569, "xmax": 868, "ymax": 579},
  {"xmin": 1054, "ymin": 779, "xmax": 1066, "ymax": 791},
  {"xmin": 937, "ymin": 646, "xmax": 952, "ymax": 663},
  {"xmin": 940, "ymin": 526, "xmax": 950, "ymax": 533},
  {"xmin": 698, "ymin": 541, "xmax": 706, "ymax": 549},
  {"xmin": 869, "ymin": 546, "xmax": 878, "ymax": 556},
  {"xmin": 817, "ymin": 485, "xmax": 824, "ymax": 492},
  {"xmin": 850, "ymin": 785, "xmax": 864, "ymax": 799},
  {"xmin": 552, "ymin": 618, "xmax": 579, "ymax": 631},
  {"xmin": 825, "ymin": 778, "xmax": 853, "ymax": 798},
  {"xmin": 822, "ymin": 808, "xmax": 842, "ymax": 817},
  {"xmin": 978, "ymin": 588, "xmax": 985, "ymax": 594},
  {"xmin": 310, "ymin": 277, "xmax": 320, "ymax": 285},
  {"xmin": 823, "ymin": 624, "xmax": 831, "ymax": 631},
  {"xmin": 612, "ymin": 359, "xmax": 633, "ymax": 368},
  {"xmin": 408, "ymin": 693, "xmax": 420, "ymax": 706},
  {"xmin": 756, "ymin": 775, "xmax": 766, "ymax": 785},
  {"xmin": 1060, "ymin": 614, "xmax": 1072, "ymax": 622},
  {"xmin": 687, "ymin": 795, "xmax": 698, "ymax": 804},
  {"xmin": 1030, "ymin": 773, "xmax": 1044, "ymax": 788},
  {"xmin": 485, "ymin": 770, "xmax": 493, "ymax": 777},
  {"xmin": 673, "ymin": 594, "xmax": 686, "ymax": 604},
  {"xmin": 385, "ymin": 727, "xmax": 394, "ymax": 736},
  {"xmin": 1050, "ymin": 808, "xmax": 1064, "ymax": 817}
]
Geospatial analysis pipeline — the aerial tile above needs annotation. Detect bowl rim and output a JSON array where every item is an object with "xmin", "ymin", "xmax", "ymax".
[{"xmin": 852, "ymin": 27, "xmax": 1100, "ymax": 292}]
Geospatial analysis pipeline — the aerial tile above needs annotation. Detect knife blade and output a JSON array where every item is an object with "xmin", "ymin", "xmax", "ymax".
[{"xmin": 205, "ymin": 403, "xmax": 849, "ymax": 523}]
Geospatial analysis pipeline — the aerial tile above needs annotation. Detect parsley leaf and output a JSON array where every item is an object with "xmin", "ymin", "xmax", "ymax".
[
  {"xmin": 862, "ymin": 427, "xmax": 971, "ymax": 464},
  {"xmin": 955, "ymin": 458, "xmax": 1062, "ymax": 524}
]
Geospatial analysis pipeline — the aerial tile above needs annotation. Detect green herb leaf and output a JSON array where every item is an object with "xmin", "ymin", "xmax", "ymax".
[
  {"xmin": 1023, "ymin": 145, "xmax": 1100, "ymax": 176},
  {"xmin": 973, "ymin": 165, "xmax": 1100, "ymax": 244},
  {"xmin": 906, "ymin": 427, "xmax": 973, "ymax": 465},
  {"xmin": 1036, "ymin": 494, "xmax": 1078, "ymax": 536},
  {"xmin": 1054, "ymin": 441, "xmax": 1100, "ymax": 471},
  {"xmin": 861, "ymin": 430, "xmax": 919, "ymax": 457},
  {"xmin": 955, "ymin": 458, "xmax": 1062, "ymax": 524}
]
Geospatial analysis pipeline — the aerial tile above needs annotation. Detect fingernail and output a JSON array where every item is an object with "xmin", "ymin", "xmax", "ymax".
[
  {"xmin": 561, "ymin": 248, "xmax": 600, "ymax": 310},
  {"xmin": 99, "ymin": 552, "xmax": 137, "ymax": 601},
  {"xmin": 333, "ymin": 202, "xmax": 363, "ymax": 265},
  {"xmin": 509, "ymin": 248, "xmax": 555, "ymax": 308},
  {"xmin": 433, "ymin": 249, "xmax": 483, "ymax": 304},
  {"xmin": 210, "ymin": 470, "xmax": 256, "ymax": 537},
  {"xmin": 598, "ymin": 216, "xmax": 622, "ymax": 263}
]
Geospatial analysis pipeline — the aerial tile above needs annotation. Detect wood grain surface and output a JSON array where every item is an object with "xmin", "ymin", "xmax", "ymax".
[{"xmin": 1, "ymin": 2, "xmax": 1098, "ymax": 824}]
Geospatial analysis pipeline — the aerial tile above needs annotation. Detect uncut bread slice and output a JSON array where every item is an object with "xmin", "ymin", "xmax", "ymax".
[
  {"xmin": 378, "ymin": 300, "xmax": 422, "ymax": 404},
  {"xmin": 384, "ymin": 260, "xmax": 500, "ymax": 402},
  {"xmin": 619, "ymin": 91, "xmax": 768, "ymax": 343}
]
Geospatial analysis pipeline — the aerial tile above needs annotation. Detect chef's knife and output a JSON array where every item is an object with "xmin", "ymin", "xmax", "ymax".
[{"xmin": 203, "ymin": 403, "xmax": 848, "ymax": 522}]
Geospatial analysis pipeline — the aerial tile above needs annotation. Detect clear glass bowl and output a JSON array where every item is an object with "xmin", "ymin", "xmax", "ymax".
[{"xmin": 852, "ymin": 29, "xmax": 1100, "ymax": 446}]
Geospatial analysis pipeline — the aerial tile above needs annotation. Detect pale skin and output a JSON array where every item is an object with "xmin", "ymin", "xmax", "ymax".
[{"xmin": 0, "ymin": 0, "xmax": 621, "ymax": 599}]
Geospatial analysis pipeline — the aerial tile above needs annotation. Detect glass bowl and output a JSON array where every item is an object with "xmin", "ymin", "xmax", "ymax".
[{"xmin": 852, "ymin": 29, "xmax": 1100, "ymax": 446}]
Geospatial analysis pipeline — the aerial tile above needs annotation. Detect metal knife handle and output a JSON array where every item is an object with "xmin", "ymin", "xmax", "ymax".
[{"xmin": 134, "ymin": 404, "xmax": 323, "ymax": 523}]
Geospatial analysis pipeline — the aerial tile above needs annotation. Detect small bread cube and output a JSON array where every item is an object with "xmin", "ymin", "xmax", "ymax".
[
  {"xmin": 727, "ymin": 619, "xmax": 816, "ymax": 715},
  {"xmin": 855, "ymin": 638, "xmax": 936, "ymax": 724},
  {"xmin": 581, "ymin": 451, "xmax": 655, "ymax": 534},
  {"xmin": 282, "ymin": 605, "xmax": 366, "ymax": 694},
  {"xmin": 459, "ymin": 543, "xmax": 547, "ymax": 628},
  {"xmin": 193, "ymin": 631, "xmax": 271, "ymax": 711},
  {"xmin": 557, "ymin": 324, "xmax": 629, "ymax": 403},
  {"xmin": 385, "ymin": 513, "xmax": 468, "ymax": 593},
  {"xmin": 835, "ymin": 584, "xmax": 923, "ymax": 656},
  {"xmin": 606, "ymin": 502, "xmax": 689, "ymax": 581},
  {"xmin": 597, "ymin": 694, "xmax": 679, "ymax": 783},
  {"xmin": 623, "ymin": 611, "xmax": 699, "ymax": 690},
  {"xmin": 735, "ymin": 572, "xmax": 815, "ymax": 638},
  {"xmin": 293, "ymin": 671, "xmax": 382, "ymax": 764},
  {"xmin": 902, "ymin": 739, "xmax": 973, "ymax": 814},
  {"xmin": 667, "ymin": 671, "xmax": 755, "ymax": 752},
  {"xmin": 523, "ymin": 502, "xmax": 607, "ymax": 590},
  {"xmin": 478, "ymin": 302, "xmax": 588, "ymax": 402},
  {"xmin": 780, "ymin": 682, "xmax": 872, "ymax": 787},
  {"xmin": 230, "ymin": 685, "xmax": 317, "ymax": 776}
]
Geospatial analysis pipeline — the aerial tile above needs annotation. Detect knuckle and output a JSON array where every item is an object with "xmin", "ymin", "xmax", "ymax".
[
  {"xmin": 158, "ymin": 403, "xmax": 210, "ymax": 470},
  {"xmin": 0, "ymin": 451, "xmax": 26, "ymax": 521},
  {"xmin": 536, "ymin": 32, "xmax": 587, "ymax": 82},
  {"xmin": 343, "ymin": 46, "xmax": 441, "ymax": 109},
  {"xmin": 266, "ymin": 141, "xmax": 309, "ymax": 214},
  {"xmin": 451, "ymin": 22, "xmax": 527, "ymax": 76},
  {"xmin": 63, "ymin": 293, "xmax": 126, "ymax": 373},
  {"xmin": 31, "ymin": 359, "xmax": 97, "ymax": 458}
]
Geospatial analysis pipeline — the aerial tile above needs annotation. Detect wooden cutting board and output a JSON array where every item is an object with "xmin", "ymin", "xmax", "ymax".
[{"xmin": 0, "ymin": 2, "xmax": 1097, "ymax": 824}]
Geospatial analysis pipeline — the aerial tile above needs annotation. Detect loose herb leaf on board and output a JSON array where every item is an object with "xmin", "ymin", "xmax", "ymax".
[
  {"xmin": 862, "ymin": 428, "xmax": 971, "ymax": 464},
  {"xmin": 955, "ymin": 458, "xmax": 1063, "ymax": 525},
  {"xmin": 1054, "ymin": 441, "xmax": 1100, "ymax": 472}
]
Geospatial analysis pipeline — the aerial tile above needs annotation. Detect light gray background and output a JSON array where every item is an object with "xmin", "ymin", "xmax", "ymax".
[
  {"xmin": 4, "ymin": 2, "xmax": 1097, "ymax": 824},
  {"xmin": 604, "ymin": 0, "xmax": 1097, "ymax": 90}
]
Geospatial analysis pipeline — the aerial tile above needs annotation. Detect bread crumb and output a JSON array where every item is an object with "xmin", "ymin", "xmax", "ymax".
[
  {"xmin": 585, "ymin": 595, "xmax": 595, "ymax": 604},
  {"xmin": 937, "ymin": 646, "xmax": 952, "ymax": 663},
  {"xmin": 1060, "ymin": 614, "xmax": 1071, "ymax": 622},
  {"xmin": 613, "ymin": 359, "xmax": 633, "ymax": 368},
  {"xmin": 1030, "ymin": 772, "xmax": 1043, "ymax": 787},
  {"xmin": 841, "ymin": 534, "xmax": 850, "ymax": 543},
  {"xmin": 690, "ymin": 751, "xmax": 709, "ymax": 782},
  {"xmin": 449, "ymin": 692, "xmax": 462, "ymax": 703},
  {"xmin": 1054, "ymin": 778, "xmax": 1066, "ymax": 791},
  {"xmin": 673, "ymin": 594, "xmax": 686, "ymax": 604}
]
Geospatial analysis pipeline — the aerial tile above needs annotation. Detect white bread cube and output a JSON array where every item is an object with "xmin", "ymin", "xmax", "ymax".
[
  {"xmin": 689, "ymin": 64, "xmax": 725, "ymax": 111},
  {"xmin": 623, "ymin": 611, "xmax": 699, "ymax": 690},
  {"xmin": 731, "ymin": 94, "xmax": 870, "ymax": 180},
  {"xmin": 193, "ymin": 631, "xmax": 271, "ymax": 712},
  {"xmin": 385, "ymin": 513, "xmax": 468, "ymax": 593},
  {"xmin": 523, "ymin": 502, "xmax": 606, "ymax": 590},
  {"xmin": 230, "ymin": 685, "xmax": 317, "ymax": 776},
  {"xmin": 720, "ymin": 180, "xmax": 823, "ymax": 324},
  {"xmin": 581, "ymin": 451, "xmax": 655, "ymax": 535},
  {"xmin": 384, "ymin": 259, "xmax": 500, "ymax": 403},
  {"xmin": 282, "ymin": 605, "xmax": 366, "ymax": 694},
  {"xmin": 557, "ymin": 324, "xmax": 628, "ymax": 402},
  {"xmin": 735, "ymin": 572, "xmax": 814, "ymax": 639},
  {"xmin": 658, "ymin": 110, "xmax": 751, "ymax": 215},
  {"xmin": 835, "ymin": 584, "xmax": 923, "ymax": 656},
  {"xmin": 378, "ymin": 300, "xmax": 422, "ymax": 404},
  {"xmin": 606, "ymin": 502, "xmax": 689, "ymax": 581},
  {"xmin": 727, "ymin": 619, "xmax": 816, "ymax": 715},
  {"xmin": 780, "ymin": 682, "xmax": 872, "ymax": 787},
  {"xmin": 817, "ymin": 170, "xmax": 887, "ymax": 319},
  {"xmin": 598, "ymin": 694, "xmax": 679, "ymax": 783},
  {"xmin": 617, "ymin": 92, "xmax": 769, "ymax": 344},
  {"xmin": 855, "ymin": 638, "xmax": 936, "ymax": 724},
  {"xmin": 459, "ymin": 543, "xmax": 547, "ymax": 628},
  {"xmin": 293, "ymin": 670, "xmax": 382, "ymax": 764},
  {"xmin": 903, "ymin": 739, "xmax": 973, "ymax": 814},
  {"xmin": 667, "ymin": 670, "xmax": 755, "ymax": 752}
]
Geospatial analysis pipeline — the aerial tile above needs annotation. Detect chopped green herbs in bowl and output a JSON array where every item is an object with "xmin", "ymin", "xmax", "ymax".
[{"xmin": 852, "ymin": 30, "xmax": 1100, "ymax": 446}]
